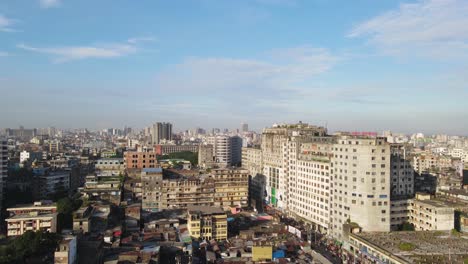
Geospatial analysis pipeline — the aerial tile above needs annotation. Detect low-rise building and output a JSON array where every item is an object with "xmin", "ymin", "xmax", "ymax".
[
  {"xmin": 5, "ymin": 201, "xmax": 57, "ymax": 237},
  {"xmin": 124, "ymin": 151, "xmax": 157, "ymax": 169},
  {"xmin": 54, "ymin": 235, "xmax": 77, "ymax": 264},
  {"xmin": 211, "ymin": 168, "xmax": 249, "ymax": 207},
  {"xmin": 95, "ymin": 158, "xmax": 125, "ymax": 176},
  {"xmin": 154, "ymin": 144, "xmax": 198, "ymax": 155},
  {"xmin": 187, "ymin": 206, "xmax": 227, "ymax": 241},
  {"xmin": 73, "ymin": 206, "xmax": 94, "ymax": 233},
  {"xmin": 409, "ymin": 193, "xmax": 455, "ymax": 231}
]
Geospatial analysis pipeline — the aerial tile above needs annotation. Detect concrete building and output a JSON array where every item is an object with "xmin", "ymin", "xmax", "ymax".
[
  {"xmin": 344, "ymin": 231, "xmax": 468, "ymax": 264},
  {"xmin": 5, "ymin": 201, "xmax": 57, "ymax": 237},
  {"xmin": 288, "ymin": 138, "xmax": 334, "ymax": 234},
  {"xmin": 206, "ymin": 135, "xmax": 242, "ymax": 167},
  {"xmin": 211, "ymin": 168, "xmax": 249, "ymax": 207},
  {"xmin": 159, "ymin": 176, "xmax": 215, "ymax": 209},
  {"xmin": 241, "ymin": 123, "xmax": 249, "ymax": 133},
  {"xmin": 95, "ymin": 158, "xmax": 125, "ymax": 176},
  {"xmin": 409, "ymin": 193, "xmax": 455, "ymax": 231},
  {"xmin": 4, "ymin": 127, "xmax": 37, "ymax": 140},
  {"xmin": 261, "ymin": 122, "xmax": 327, "ymax": 210},
  {"xmin": 154, "ymin": 144, "xmax": 198, "ymax": 155},
  {"xmin": 198, "ymin": 144, "xmax": 214, "ymax": 169},
  {"xmin": 0, "ymin": 139, "xmax": 7, "ymax": 215},
  {"xmin": 390, "ymin": 144, "xmax": 414, "ymax": 197},
  {"xmin": 49, "ymin": 139, "xmax": 62, "ymax": 153},
  {"xmin": 124, "ymin": 151, "xmax": 157, "ymax": 169},
  {"xmin": 242, "ymin": 147, "xmax": 265, "ymax": 211},
  {"xmin": 73, "ymin": 206, "xmax": 94, "ymax": 233},
  {"xmin": 150, "ymin": 122, "xmax": 173, "ymax": 144},
  {"xmin": 187, "ymin": 206, "xmax": 227, "ymax": 241},
  {"xmin": 35, "ymin": 170, "xmax": 71, "ymax": 199},
  {"xmin": 330, "ymin": 135, "xmax": 391, "ymax": 240},
  {"xmin": 141, "ymin": 168, "xmax": 163, "ymax": 212},
  {"xmin": 54, "ymin": 236, "xmax": 77, "ymax": 264},
  {"xmin": 412, "ymin": 153, "xmax": 452, "ymax": 174},
  {"xmin": 80, "ymin": 175, "xmax": 121, "ymax": 205},
  {"xmin": 19, "ymin": 150, "xmax": 44, "ymax": 163}
]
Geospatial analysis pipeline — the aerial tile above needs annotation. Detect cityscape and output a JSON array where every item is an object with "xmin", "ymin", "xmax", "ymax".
[{"xmin": 1, "ymin": 0, "xmax": 468, "ymax": 264}]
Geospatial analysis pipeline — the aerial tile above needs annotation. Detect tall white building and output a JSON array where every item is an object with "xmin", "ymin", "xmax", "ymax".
[
  {"xmin": 261, "ymin": 123, "xmax": 327, "ymax": 210},
  {"xmin": 206, "ymin": 135, "xmax": 242, "ymax": 167},
  {"xmin": 330, "ymin": 136, "xmax": 391, "ymax": 240},
  {"xmin": 287, "ymin": 137, "xmax": 334, "ymax": 233}
]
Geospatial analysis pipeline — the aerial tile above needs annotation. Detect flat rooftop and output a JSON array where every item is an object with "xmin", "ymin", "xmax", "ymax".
[
  {"xmin": 353, "ymin": 231, "xmax": 468, "ymax": 263},
  {"xmin": 188, "ymin": 206, "xmax": 225, "ymax": 215}
]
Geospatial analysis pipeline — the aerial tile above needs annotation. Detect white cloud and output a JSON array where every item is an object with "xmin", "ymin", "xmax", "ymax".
[
  {"xmin": 16, "ymin": 36, "xmax": 157, "ymax": 62},
  {"xmin": 154, "ymin": 46, "xmax": 338, "ymax": 118},
  {"xmin": 349, "ymin": 0, "xmax": 468, "ymax": 59},
  {"xmin": 17, "ymin": 42, "xmax": 138, "ymax": 63},
  {"xmin": 0, "ymin": 14, "xmax": 16, "ymax": 32},
  {"xmin": 0, "ymin": 51, "xmax": 9, "ymax": 57},
  {"xmin": 39, "ymin": 0, "xmax": 61, "ymax": 8}
]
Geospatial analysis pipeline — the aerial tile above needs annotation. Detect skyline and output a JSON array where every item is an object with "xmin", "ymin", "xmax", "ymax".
[{"xmin": 1, "ymin": 0, "xmax": 468, "ymax": 134}]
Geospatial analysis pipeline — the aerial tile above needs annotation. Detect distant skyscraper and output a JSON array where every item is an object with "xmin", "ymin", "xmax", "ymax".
[
  {"xmin": 241, "ymin": 123, "xmax": 248, "ymax": 132},
  {"xmin": 151, "ymin": 122, "xmax": 173, "ymax": 144},
  {"xmin": 0, "ymin": 138, "xmax": 7, "ymax": 215}
]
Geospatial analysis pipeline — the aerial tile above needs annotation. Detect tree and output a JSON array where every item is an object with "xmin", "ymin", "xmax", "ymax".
[
  {"xmin": 0, "ymin": 230, "xmax": 60, "ymax": 264},
  {"xmin": 56, "ymin": 197, "xmax": 83, "ymax": 230},
  {"xmin": 399, "ymin": 222, "xmax": 415, "ymax": 231}
]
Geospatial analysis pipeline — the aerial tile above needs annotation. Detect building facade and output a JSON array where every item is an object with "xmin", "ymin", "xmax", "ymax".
[
  {"xmin": 5, "ymin": 201, "xmax": 57, "ymax": 237},
  {"xmin": 0, "ymin": 139, "xmax": 7, "ymax": 215},
  {"xmin": 124, "ymin": 151, "xmax": 157, "ymax": 169},
  {"xmin": 329, "ymin": 136, "xmax": 391, "ymax": 240},
  {"xmin": 187, "ymin": 206, "xmax": 227, "ymax": 241}
]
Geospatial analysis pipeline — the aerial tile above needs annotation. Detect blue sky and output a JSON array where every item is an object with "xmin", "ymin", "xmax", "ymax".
[{"xmin": 1, "ymin": 0, "xmax": 467, "ymax": 134}]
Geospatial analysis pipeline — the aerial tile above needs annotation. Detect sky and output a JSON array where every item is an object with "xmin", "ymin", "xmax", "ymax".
[{"xmin": 0, "ymin": 0, "xmax": 467, "ymax": 134}]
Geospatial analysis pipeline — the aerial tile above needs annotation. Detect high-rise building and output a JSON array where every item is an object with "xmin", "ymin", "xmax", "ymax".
[
  {"xmin": 0, "ymin": 138, "xmax": 7, "ymax": 215},
  {"xmin": 150, "ymin": 122, "xmax": 173, "ymax": 144},
  {"xmin": 241, "ymin": 123, "xmax": 249, "ymax": 133},
  {"xmin": 287, "ymin": 137, "xmax": 335, "ymax": 234},
  {"xmin": 261, "ymin": 122, "xmax": 327, "ymax": 210},
  {"xmin": 390, "ymin": 144, "xmax": 414, "ymax": 197},
  {"xmin": 206, "ymin": 135, "xmax": 242, "ymax": 167},
  {"xmin": 329, "ymin": 135, "xmax": 391, "ymax": 240}
]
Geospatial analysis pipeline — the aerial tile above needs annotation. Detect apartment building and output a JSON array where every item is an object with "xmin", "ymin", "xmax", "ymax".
[
  {"xmin": 141, "ymin": 168, "xmax": 163, "ymax": 212},
  {"xmin": 198, "ymin": 144, "xmax": 214, "ymax": 169},
  {"xmin": 412, "ymin": 153, "xmax": 452, "ymax": 174},
  {"xmin": 35, "ymin": 170, "xmax": 71, "ymax": 199},
  {"xmin": 95, "ymin": 158, "xmax": 125, "ymax": 176},
  {"xmin": 330, "ymin": 135, "xmax": 391, "ymax": 240},
  {"xmin": 124, "ymin": 151, "xmax": 157, "ymax": 169},
  {"xmin": 261, "ymin": 123, "xmax": 327, "ymax": 210},
  {"xmin": 80, "ymin": 175, "xmax": 121, "ymax": 205},
  {"xmin": 206, "ymin": 135, "xmax": 242, "ymax": 167},
  {"xmin": 288, "ymin": 138, "xmax": 334, "ymax": 234},
  {"xmin": 5, "ymin": 201, "xmax": 57, "ymax": 237},
  {"xmin": 409, "ymin": 193, "xmax": 455, "ymax": 231},
  {"xmin": 187, "ymin": 206, "xmax": 227, "ymax": 241},
  {"xmin": 211, "ymin": 168, "xmax": 249, "ymax": 207},
  {"xmin": 242, "ymin": 147, "xmax": 265, "ymax": 210},
  {"xmin": 159, "ymin": 176, "xmax": 215, "ymax": 209},
  {"xmin": 54, "ymin": 236, "xmax": 77, "ymax": 264},
  {"xmin": 154, "ymin": 144, "xmax": 198, "ymax": 155}
]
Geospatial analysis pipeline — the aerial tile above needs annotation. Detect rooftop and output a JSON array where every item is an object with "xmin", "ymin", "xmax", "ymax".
[
  {"xmin": 188, "ymin": 206, "xmax": 225, "ymax": 215},
  {"xmin": 353, "ymin": 231, "xmax": 468, "ymax": 263}
]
